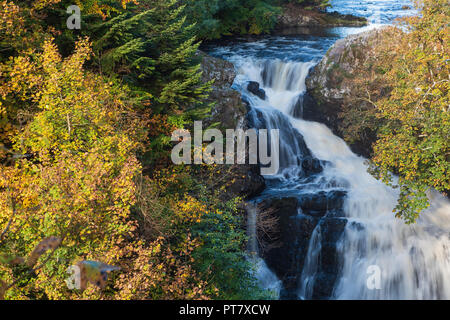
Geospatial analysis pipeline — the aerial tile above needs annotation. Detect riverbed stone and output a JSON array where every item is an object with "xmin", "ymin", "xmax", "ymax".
[{"xmin": 247, "ymin": 81, "xmax": 266, "ymax": 100}]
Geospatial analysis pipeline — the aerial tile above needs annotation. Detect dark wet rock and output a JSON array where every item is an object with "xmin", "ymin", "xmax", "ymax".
[
  {"xmin": 301, "ymin": 156, "xmax": 324, "ymax": 176},
  {"xmin": 280, "ymin": 288, "xmax": 300, "ymax": 300},
  {"xmin": 349, "ymin": 221, "xmax": 365, "ymax": 232},
  {"xmin": 326, "ymin": 209, "xmax": 346, "ymax": 218},
  {"xmin": 229, "ymin": 165, "xmax": 266, "ymax": 199},
  {"xmin": 260, "ymin": 188, "xmax": 347, "ymax": 299},
  {"xmin": 310, "ymin": 217, "xmax": 348, "ymax": 299},
  {"xmin": 299, "ymin": 190, "xmax": 347, "ymax": 215},
  {"xmin": 291, "ymin": 95, "xmax": 304, "ymax": 119},
  {"xmin": 261, "ymin": 185, "xmax": 347, "ymax": 300},
  {"xmin": 319, "ymin": 243, "xmax": 342, "ymax": 274},
  {"xmin": 259, "ymin": 198, "xmax": 319, "ymax": 293},
  {"xmin": 247, "ymin": 81, "xmax": 266, "ymax": 100},
  {"xmin": 247, "ymin": 107, "xmax": 313, "ymax": 171},
  {"xmin": 319, "ymin": 217, "xmax": 348, "ymax": 244},
  {"xmin": 311, "ymin": 272, "xmax": 338, "ymax": 300}
]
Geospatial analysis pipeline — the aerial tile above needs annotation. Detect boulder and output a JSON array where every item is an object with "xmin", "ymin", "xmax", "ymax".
[
  {"xmin": 305, "ymin": 28, "xmax": 389, "ymax": 158},
  {"xmin": 247, "ymin": 81, "xmax": 266, "ymax": 100},
  {"xmin": 301, "ymin": 156, "xmax": 324, "ymax": 176},
  {"xmin": 298, "ymin": 190, "xmax": 347, "ymax": 216}
]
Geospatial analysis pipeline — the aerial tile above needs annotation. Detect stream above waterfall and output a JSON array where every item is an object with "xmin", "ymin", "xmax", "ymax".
[{"xmin": 202, "ymin": 0, "xmax": 450, "ymax": 300}]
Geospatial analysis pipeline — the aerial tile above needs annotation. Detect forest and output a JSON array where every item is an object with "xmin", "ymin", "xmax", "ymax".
[{"xmin": 0, "ymin": 0, "xmax": 448, "ymax": 300}]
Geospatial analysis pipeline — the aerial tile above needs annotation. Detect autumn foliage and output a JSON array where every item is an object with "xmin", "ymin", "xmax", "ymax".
[{"xmin": 0, "ymin": 0, "xmax": 268, "ymax": 300}]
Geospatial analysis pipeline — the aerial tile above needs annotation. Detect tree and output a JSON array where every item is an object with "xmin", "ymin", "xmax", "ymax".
[
  {"xmin": 366, "ymin": 0, "xmax": 449, "ymax": 223},
  {"xmin": 93, "ymin": 0, "xmax": 211, "ymax": 113},
  {"xmin": 0, "ymin": 37, "xmax": 144, "ymax": 299},
  {"xmin": 182, "ymin": 0, "xmax": 281, "ymax": 39}
]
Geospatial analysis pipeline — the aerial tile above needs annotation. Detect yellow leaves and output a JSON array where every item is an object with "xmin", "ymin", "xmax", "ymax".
[
  {"xmin": 177, "ymin": 195, "xmax": 209, "ymax": 223},
  {"xmin": 31, "ymin": 0, "xmax": 62, "ymax": 11},
  {"xmin": 113, "ymin": 236, "xmax": 209, "ymax": 300},
  {"xmin": 41, "ymin": 39, "xmax": 62, "ymax": 74},
  {"xmin": 0, "ymin": 1, "xmax": 24, "ymax": 36},
  {"xmin": 0, "ymin": 30, "xmax": 146, "ymax": 299},
  {"xmin": 1, "ymin": 54, "xmax": 43, "ymax": 102}
]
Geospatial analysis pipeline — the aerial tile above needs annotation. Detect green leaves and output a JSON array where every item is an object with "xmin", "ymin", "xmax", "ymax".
[
  {"xmin": 93, "ymin": 0, "xmax": 210, "ymax": 114},
  {"xmin": 369, "ymin": 0, "xmax": 450, "ymax": 223},
  {"xmin": 182, "ymin": 0, "xmax": 281, "ymax": 39}
]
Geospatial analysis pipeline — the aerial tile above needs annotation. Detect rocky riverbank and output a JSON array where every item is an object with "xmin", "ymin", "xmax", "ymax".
[{"xmin": 275, "ymin": 3, "xmax": 367, "ymax": 33}]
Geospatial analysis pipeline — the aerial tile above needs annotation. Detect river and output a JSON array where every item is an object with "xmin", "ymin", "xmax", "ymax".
[{"xmin": 202, "ymin": 0, "xmax": 450, "ymax": 300}]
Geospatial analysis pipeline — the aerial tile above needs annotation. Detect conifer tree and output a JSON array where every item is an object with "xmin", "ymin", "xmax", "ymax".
[{"xmin": 93, "ymin": 0, "xmax": 211, "ymax": 114}]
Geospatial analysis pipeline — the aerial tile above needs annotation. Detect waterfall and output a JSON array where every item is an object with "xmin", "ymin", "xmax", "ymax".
[
  {"xmin": 236, "ymin": 57, "xmax": 450, "ymax": 299},
  {"xmin": 203, "ymin": 1, "xmax": 448, "ymax": 298},
  {"xmin": 298, "ymin": 226, "xmax": 323, "ymax": 299},
  {"xmin": 247, "ymin": 203, "xmax": 259, "ymax": 255},
  {"xmin": 291, "ymin": 118, "xmax": 450, "ymax": 299},
  {"xmin": 246, "ymin": 202, "xmax": 283, "ymax": 297}
]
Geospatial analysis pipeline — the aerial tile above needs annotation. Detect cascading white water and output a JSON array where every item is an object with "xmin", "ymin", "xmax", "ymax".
[
  {"xmin": 237, "ymin": 57, "xmax": 450, "ymax": 299},
  {"xmin": 247, "ymin": 203, "xmax": 259, "ymax": 255},
  {"xmin": 238, "ymin": 59, "xmax": 315, "ymax": 116},
  {"xmin": 204, "ymin": 1, "xmax": 448, "ymax": 299},
  {"xmin": 291, "ymin": 118, "xmax": 450, "ymax": 299},
  {"xmin": 298, "ymin": 226, "xmax": 323, "ymax": 299},
  {"xmin": 246, "ymin": 202, "xmax": 283, "ymax": 296}
]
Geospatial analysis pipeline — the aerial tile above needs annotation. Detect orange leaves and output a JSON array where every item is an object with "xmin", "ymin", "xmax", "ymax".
[
  {"xmin": 367, "ymin": 0, "xmax": 450, "ymax": 222},
  {"xmin": 0, "ymin": 32, "xmax": 144, "ymax": 298},
  {"xmin": 1, "ymin": 54, "xmax": 43, "ymax": 102},
  {"xmin": 114, "ymin": 236, "xmax": 209, "ymax": 300},
  {"xmin": 148, "ymin": 114, "xmax": 178, "ymax": 138}
]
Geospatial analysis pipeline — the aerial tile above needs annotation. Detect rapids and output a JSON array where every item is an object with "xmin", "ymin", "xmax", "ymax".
[{"xmin": 203, "ymin": 0, "xmax": 449, "ymax": 300}]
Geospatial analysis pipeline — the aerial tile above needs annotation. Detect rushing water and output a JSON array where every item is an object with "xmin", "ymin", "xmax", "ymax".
[{"xmin": 203, "ymin": 0, "xmax": 450, "ymax": 300}]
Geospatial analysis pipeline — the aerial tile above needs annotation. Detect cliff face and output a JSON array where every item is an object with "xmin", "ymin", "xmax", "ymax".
[
  {"xmin": 199, "ymin": 52, "xmax": 248, "ymax": 130},
  {"xmin": 276, "ymin": 4, "xmax": 367, "ymax": 31},
  {"xmin": 304, "ymin": 28, "xmax": 389, "ymax": 158}
]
